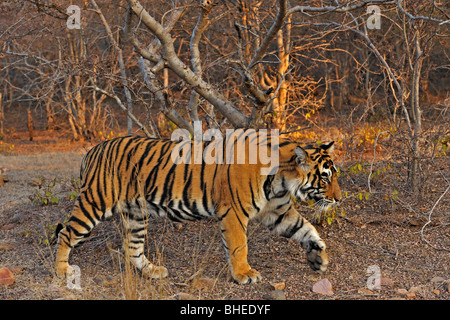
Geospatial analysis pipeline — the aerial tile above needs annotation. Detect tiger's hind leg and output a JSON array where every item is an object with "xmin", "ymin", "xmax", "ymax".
[
  {"xmin": 122, "ymin": 202, "xmax": 168, "ymax": 279},
  {"xmin": 55, "ymin": 200, "xmax": 100, "ymax": 278}
]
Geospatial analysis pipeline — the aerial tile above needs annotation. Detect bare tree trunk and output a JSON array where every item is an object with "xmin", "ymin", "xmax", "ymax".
[
  {"xmin": 0, "ymin": 93, "xmax": 3, "ymax": 136},
  {"xmin": 409, "ymin": 32, "xmax": 424, "ymax": 191},
  {"xmin": 272, "ymin": 23, "xmax": 290, "ymax": 131},
  {"xmin": 90, "ymin": 0, "xmax": 134, "ymax": 135},
  {"xmin": 74, "ymin": 75, "xmax": 87, "ymax": 138},
  {"xmin": 27, "ymin": 108, "xmax": 34, "ymax": 141},
  {"xmin": 45, "ymin": 93, "xmax": 55, "ymax": 132},
  {"xmin": 65, "ymin": 28, "xmax": 87, "ymax": 140},
  {"xmin": 188, "ymin": 0, "xmax": 214, "ymax": 123}
]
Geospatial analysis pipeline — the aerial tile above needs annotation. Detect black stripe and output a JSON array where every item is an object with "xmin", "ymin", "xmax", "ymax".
[
  {"xmin": 236, "ymin": 192, "xmax": 249, "ymax": 218},
  {"xmin": 160, "ymin": 141, "xmax": 176, "ymax": 169},
  {"xmin": 159, "ymin": 161, "xmax": 177, "ymax": 206},
  {"xmin": 281, "ymin": 217, "xmax": 303, "ymax": 238},
  {"xmin": 234, "ymin": 210, "xmax": 246, "ymax": 233},
  {"xmin": 249, "ymin": 181, "xmax": 260, "ymax": 212},
  {"xmin": 130, "ymin": 227, "xmax": 146, "ymax": 234},
  {"xmin": 65, "ymin": 223, "xmax": 85, "ymax": 238},
  {"xmin": 182, "ymin": 169, "xmax": 193, "ymax": 211},
  {"xmin": 145, "ymin": 161, "xmax": 161, "ymax": 201},
  {"xmin": 78, "ymin": 200, "xmax": 97, "ymax": 226},
  {"xmin": 116, "ymin": 137, "xmax": 139, "ymax": 199},
  {"xmin": 59, "ymin": 231, "xmax": 71, "ymax": 245},
  {"xmin": 218, "ymin": 208, "xmax": 231, "ymax": 221},
  {"xmin": 68, "ymin": 215, "xmax": 91, "ymax": 233},
  {"xmin": 263, "ymin": 175, "xmax": 274, "ymax": 200},
  {"xmin": 270, "ymin": 212, "xmax": 286, "ymax": 230},
  {"xmin": 176, "ymin": 201, "xmax": 200, "ymax": 220},
  {"xmin": 279, "ymin": 141, "xmax": 293, "ymax": 148}
]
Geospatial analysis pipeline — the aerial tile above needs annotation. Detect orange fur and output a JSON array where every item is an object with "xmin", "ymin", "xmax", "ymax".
[{"xmin": 56, "ymin": 132, "xmax": 341, "ymax": 284}]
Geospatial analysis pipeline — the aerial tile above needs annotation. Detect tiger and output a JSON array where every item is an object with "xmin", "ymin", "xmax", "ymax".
[{"xmin": 55, "ymin": 130, "xmax": 342, "ymax": 284}]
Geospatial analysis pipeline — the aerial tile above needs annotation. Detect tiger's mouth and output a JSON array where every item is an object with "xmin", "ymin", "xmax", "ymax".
[
  {"xmin": 293, "ymin": 187, "xmax": 336, "ymax": 212},
  {"xmin": 313, "ymin": 198, "xmax": 336, "ymax": 212}
]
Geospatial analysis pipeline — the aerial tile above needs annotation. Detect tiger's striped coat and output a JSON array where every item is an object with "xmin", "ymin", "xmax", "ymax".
[{"xmin": 56, "ymin": 131, "xmax": 341, "ymax": 284}]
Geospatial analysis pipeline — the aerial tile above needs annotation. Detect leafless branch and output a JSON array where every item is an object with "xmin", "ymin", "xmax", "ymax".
[
  {"xmin": 90, "ymin": 85, "xmax": 152, "ymax": 137},
  {"xmin": 189, "ymin": 0, "xmax": 214, "ymax": 123},
  {"xmin": 249, "ymin": 0, "xmax": 287, "ymax": 70},
  {"xmin": 126, "ymin": 0, "xmax": 249, "ymax": 128},
  {"xmin": 287, "ymin": 0, "xmax": 396, "ymax": 16},
  {"xmin": 420, "ymin": 183, "xmax": 450, "ymax": 252},
  {"xmin": 90, "ymin": 0, "xmax": 134, "ymax": 134}
]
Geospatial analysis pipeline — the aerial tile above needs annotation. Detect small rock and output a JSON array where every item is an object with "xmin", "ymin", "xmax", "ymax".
[
  {"xmin": 409, "ymin": 286, "xmax": 421, "ymax": 294},
  {"xmin": 0, "ymin": 242, "xmax": 14, "ymax": 251},
  {"xmin": 269, "ymin": 280, "xmax": 286, "ymax": 291},
  {"xmin": 93, "ymin": 275, "xmax": 104, "ymax": 285},
  {"xmin": 263, "ymin": 289, "xmax": 286, "ymax": 300},
  {"xmin": 173, "ymin": 292, "xmax": 196, "ymax": 300},
  {"xmin": 28, "ymin": 178, "xmax": 41, "ymax": 187},
  {"xmin": 407, "ymin": 218, "xmax": 422, "ymax": 227},
  {"xmin": 406, "ymin": 292, "xmax": 416, "ymax": 299},
  {"xmin": 0, "ymin": 267, "xmax": 16, "ymax": 286},
  {"xmin": 173, "ymin": 222, "xmax": 183, "ymax": 231},
  {"xmin": 312, "ymin": 278, "xmax": 334, "ymax": 296},
  {"xmin": 0, "ymin": 223, "xmax": 16, "ymax": 231},
  {"xmin": 10, "ymin": 213, "xmax": 26, "ymax": 224},
  {"xmin": 191, "ymin": 277, "xmax": 216, "ymax": 290},
  {"xmin": 48, "ymin": 284, "xmax": 68, "ymax": 294},
  {"xmin": 104, "ymin": 276, "xmax": 118, "ymax": 286},
  {"xmin": 380, "ymin": 278, "xmax": 394, "ymax": 287},
  {"xmin": 358, "ymin": 288, "xmax": 374, "ymax": 295},
  {"xmin": 397, "ymin": 288, "xmax": 408, "ymax": 295},
  {"xmin": 433, "ymin": 289, "xmax": 440, "ymax": 296},
  {"xmin": 430, "ymin": 276, "xmax": 445, "ymax": 283}
]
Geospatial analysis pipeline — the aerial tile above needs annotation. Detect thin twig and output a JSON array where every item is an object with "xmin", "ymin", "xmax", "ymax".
[
  {"xmin": 280, "ymin": 126, "xmax": 311, "ymax": 135},
  {"xmin": 420, "ymin": 183, "xmax": 450, "ymax": 252},
  {"xmin": 90, "ymin": 85, "xmax": 152, "ymax": 137}
]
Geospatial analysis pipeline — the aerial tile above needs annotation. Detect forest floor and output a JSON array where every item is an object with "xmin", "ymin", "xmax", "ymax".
[{"xmin": 0, "ymin": 128, "xmax": 449, "ymax": 300}]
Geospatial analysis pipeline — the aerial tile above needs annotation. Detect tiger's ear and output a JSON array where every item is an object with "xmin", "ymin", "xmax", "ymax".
[
  {"xmin": 295, "ymin": 146, "xmax": 308, "ymax": 164},
  {"xmin": 320, "ymin": 141, "xmax": 335, "ymax": 154}
]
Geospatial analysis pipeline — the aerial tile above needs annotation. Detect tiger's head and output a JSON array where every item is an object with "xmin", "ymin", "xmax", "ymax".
[{"xmin": 280, "ymin": 141, "xmax": 342, "ymax": 211}]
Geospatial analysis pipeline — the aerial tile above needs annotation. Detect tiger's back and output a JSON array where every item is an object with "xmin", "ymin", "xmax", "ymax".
[{"xmin": 79, "ymin": 136, "xmax": 219, "ymax": 222}]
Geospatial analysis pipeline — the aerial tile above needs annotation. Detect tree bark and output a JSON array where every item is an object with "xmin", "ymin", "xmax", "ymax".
[
  {"xmin": 27, "ymin": 108, "xmax": 34, "ymax": 142},
  {"xmin": 409, "ymin": 32, "xmax": 424, "ymax": 191},
  {"xmin": 0, "ymin": 93, "xmax": 3, "ymax": 136}
]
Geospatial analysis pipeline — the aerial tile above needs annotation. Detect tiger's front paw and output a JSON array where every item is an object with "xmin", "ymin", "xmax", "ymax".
[
  {"xmin": 55, "ymin": 263, "xmax": 75, "ymax": 279},
  {"xmin": 305, "ymin": 240, "xmax": 329, "ymax": 273},
  {"xmin": 232, "ymin": 267, "xmax": 262, "ymax": 284}
]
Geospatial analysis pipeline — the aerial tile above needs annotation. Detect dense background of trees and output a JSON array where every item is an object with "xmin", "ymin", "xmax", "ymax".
[{"xmin": 0, "ymin": 0, "xmax": 449, "ymax": 193}]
